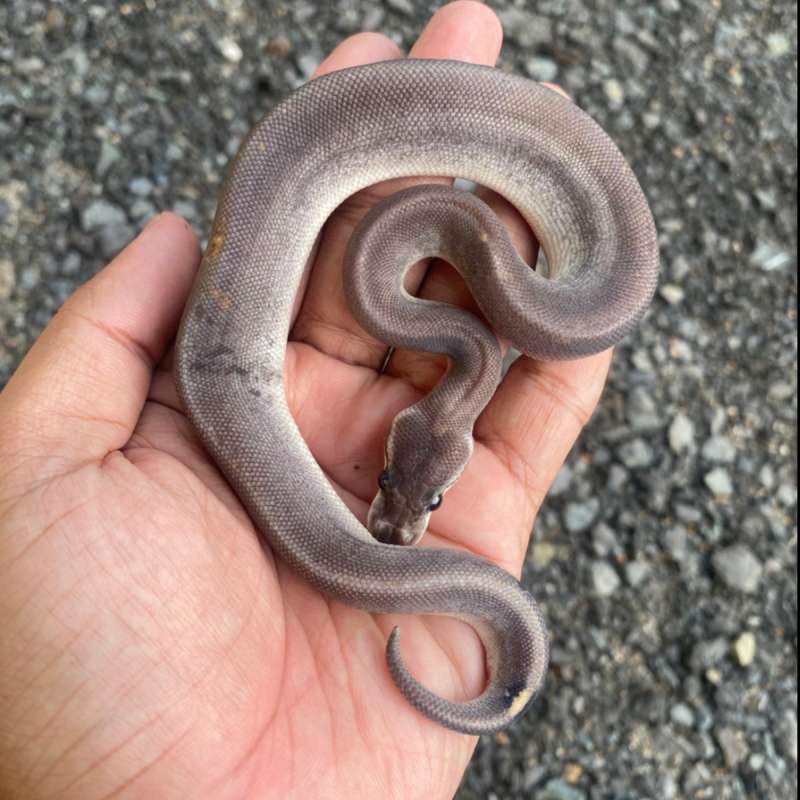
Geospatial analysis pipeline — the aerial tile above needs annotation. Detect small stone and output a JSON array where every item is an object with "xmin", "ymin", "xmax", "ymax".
[
  {"xmin": 297, "ymin": 53, "xmax": 319, "ymax": 79},
  {"xmin": 0, "ymin": 258, "xmax": 14, "ymax": 300},
  {"xmin": 777, "ymin": 483, "xmax": 797, "ymax": 507},
  {"xmin": 660, "ymin": 284, "xmax": 685, "ymax": 304},
  {"xmin": 592, "ymin": 523, "xmax": 620, "ymax": 557},
  {"xmin": 712, "ymin": 545, "xmax": 763, "ymax": 593},
  {"xmin": 386, "ymin": 0, "xmax": 415, "ymax": 15},
  {"xmin": 266, "ymin": 36, "xmax": 292, "ymax": 58},
  {"xmin": 217, "ymin": 36, "xmax": 243, "ymax": 63},
  {"xmin": 625, "ymin": 560, "xmax": 649, "ymax": 587},
  {"xmin": 541, "ymin": 778, "xmax": 586, "ymax": 800},
  {"xmin": 671, "ymin": 703, "xmax": 695, "ymax": 728},
  {"xmin": 768, "ymin": 381, "xmax": 794, "ymax": 401},
  {"xmin": 750, "ymin": 239, "xmax": 792, "ymax": 271},
  {"xmin": 590, "ymin": 561, "xmax": 621, "ymax": 596},
  {"xmin": 98, "ymin": 224, "xmax": 135, "ymax": 259},
  {"xmin": 705, "ymin": 668, "xmax": 722, "ymax": 685},
  {"xmin": 607, "ymin": 464, "xmax": 628, "ymax": 491},
  {"xmin": 733, "ymin": 631, "xmax": 756, "ymax": 666},
  {"xmin": 81, "ymin": 199, "xmax": 127, "ymax": 232},
  {"xmin": 564, "ymin": 763, "xmax": 583, "ymax": 783},
  {"xmin": 702, "ymin": 436, "xmax": 737, "ymax": 464},
  {"xmin": 717, "ymin": 727, "xmax": 749, "ymax": 768},
  {"xmin": 618, "ymin": 438, "xmax": 654, "ymax": 469},
  {"xmin": 531, "ymin": 541, "xmax": 557, "ymax": 568},
  {"xmin": 668, "ymin": 413, "xmax": 695, "ymax": 453},
  {"xmin": 525, "ymin": 56, "xmax": 559, "ymax": 82},
  {"xmin": 603, "ymin": 78, "xmax": 625, "ymax": 106},
  {"xmin": 663, "ymin": 525, "xmax": 689, "ymax": 562},
  {"xmin": 564, "ymin": 498, "xmax": 600, "ymax": 533},
  {"xmin": 128, "ymin": 176, "xmax": 154, "ymax": 196},
  {"xmin": 704, "ymin": 467, "xmax": 733, "ymax": 496},
  {"xmin": 766, "ymin": 32, "xmax": 791, "ymax": 57}
]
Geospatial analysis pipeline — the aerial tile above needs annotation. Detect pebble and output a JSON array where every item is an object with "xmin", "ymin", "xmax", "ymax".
[
  {"xmin": 603, "ymin": 78, "xmax": 625, "ymax": 106},
  {"xmin": 716, "ymin": 726, "xmax": 749, "ymax": 768},
  {"xmin": 98, "ymin": 223, "xmax": 135, "ymax": 259},
  {"xmin": 531, "ymin": 541, "xmax": 557, "ymax": 568},
  {"xmin": 217, "ymin": 36, "xmax": 243, "ymax": 63},
  {"xmin": 524, "ymin": 56, "xmax": 559, "ymax": 83},
  {"xmin": 564, "ymin": 498, "xmax": 600, "ymax": 533},
  {"xmin": 670, "ymin": 703, "xmax": 695, "ymax": 728},
  {"xmin": 540, "ymin": 778, "xmax": 587, "ymax": 800},
  {"xmin": 81, "ymin": 199, "xmax": 127, "ymax": 232},
  {"xmin": 498, "ymin": 9, "xmax": 553, "ymax": 48},
  {"xmin": 704, "ymin": 467, "xmax": 733, "ymax": 496},
  {"xmin": 592, "ymin": 523, "xmax": 620, "ymax": 557},
  {"xmin": 618, "ymin": 438, "xmax": 654, "ymax": 469},
  {"xmin": 659, "ymin": 284, "xmax": 685, "ymax": 304},
  {"xmin": 550, "ymin": 464, "xmax": 573, "ymax": 496},
  {"xmin": 624, "ymin": 560, "xmax": 649, "ymax": 587},
  {"xmin": 663, "ymin": 525, "xmax": 689, "ymax": 562},
  {"xmin": 386, "ymin": 0, "xmax": 415, "ymax": 16},
  {"xmin": 750, "ymin": 239, "xmax": 792, "ymax": 271},
  {"xmin": 733, "ymin": 631, "xmax": 756, "ymax": 666},
  {"xmin": 701, "ymin": 436, "xmax": 737, "ymax": 464},
  {"xmin": 668, "ymin": 412, "xmax": 695, "ymax": 453},
  {"xmin": 128, "ymin": 176, "xmax": 154, "ymax": 196},
  {"xmin": 711, "ymin": 545, "xmax": 763, "ymax": 593},
  {"xmin": 590, "ymin": 561, "xmax": 621, "ymax": 596},
  {"xmin": 0, "ymin": 258, "xmax": 14, "ymax": 300},
  {"xmin": 765, "ymin": 32, "xmax": 791, "ymax": 58}
]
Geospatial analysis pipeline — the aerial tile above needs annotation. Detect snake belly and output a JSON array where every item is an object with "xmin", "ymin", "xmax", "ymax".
[{"xmin": 175, "ymin": 59, "xmax": 659, "ymax": 734}]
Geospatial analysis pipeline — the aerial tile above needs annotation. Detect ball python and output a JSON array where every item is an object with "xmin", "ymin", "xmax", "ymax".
[{"xmin": 175, "ymin": 59, "xmax": 658, "ymax": 734}]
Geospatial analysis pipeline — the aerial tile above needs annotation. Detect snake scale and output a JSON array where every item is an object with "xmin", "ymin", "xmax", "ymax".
[{"xmin": 176, "ymin": 59, "xmax": 658, "ymax": 734}]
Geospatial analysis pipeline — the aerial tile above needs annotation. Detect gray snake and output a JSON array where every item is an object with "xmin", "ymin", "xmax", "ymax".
[{"xmin": 175, "ymin": 59, "xmax": 658, "ymax": 734}]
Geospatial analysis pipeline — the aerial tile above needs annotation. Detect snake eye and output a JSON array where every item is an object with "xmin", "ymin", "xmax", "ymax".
[
  {"xmin": 426, "ymin": 494, "xmax": 443, "ymax": 512},
  {"xmin": 378, "ymin": 470, "xmax": 392, "ymax": 491}
]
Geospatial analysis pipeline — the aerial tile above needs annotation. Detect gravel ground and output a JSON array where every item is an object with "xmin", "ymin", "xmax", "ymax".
[{"xmin": 0, "ymin": 1, "xmax": 796, "ymax": 798}]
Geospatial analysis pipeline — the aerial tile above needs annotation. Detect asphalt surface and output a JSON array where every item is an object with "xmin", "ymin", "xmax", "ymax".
[{"xmin": 0, "ymin": 1, "xmax": 796, "ymax": 798}]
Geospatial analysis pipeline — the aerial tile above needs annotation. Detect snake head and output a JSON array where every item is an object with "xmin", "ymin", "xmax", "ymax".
[
  {"xmin": 367, "ymin": 469, "xmax": 443, "ymax": 546},
  {"xmin": 366, "ymin": 419, "xmax": 473, "ymax": 546}
]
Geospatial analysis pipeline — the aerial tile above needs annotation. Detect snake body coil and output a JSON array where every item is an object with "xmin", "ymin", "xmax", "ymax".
[{"xmin": 176, "ymin": 60, "xmax": 658, "ymax": 734}]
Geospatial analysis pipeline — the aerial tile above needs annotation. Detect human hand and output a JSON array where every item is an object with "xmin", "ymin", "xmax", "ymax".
[{"xmin": 0, "ymin": 2, "xmax": 612, "ymax": 798}]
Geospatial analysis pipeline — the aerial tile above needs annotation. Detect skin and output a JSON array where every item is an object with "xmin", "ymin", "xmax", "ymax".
[{"xmin": 0, "ymin": 3, "xmax": 620, "ymax": 799}]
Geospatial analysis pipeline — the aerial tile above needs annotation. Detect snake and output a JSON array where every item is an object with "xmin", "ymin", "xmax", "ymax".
[{"xmin": 175, "ymin": 59, "xmax": 658, "ymax": 734}]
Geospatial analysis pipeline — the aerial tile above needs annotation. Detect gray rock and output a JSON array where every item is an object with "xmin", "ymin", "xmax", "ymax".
[
  {"xmin": 750, "ymin": 239, "xmax": 793, "ymax": 271},
  {"xmin": 592, "ymin": 523, "xmax": 620, "ymax": 557},
  {"xmin": 670, "ymin": 703, "xmax": 695, "ymax": 728},
  {"xmin": 81, "ymin": 199, "xmax": 127, "ymax": 232},
  {"xmin": 549, "ymin": 464, "xmax": 573, "ymax": 496},
  {"xmin": 540, "ymin": 778, "xmax": 586, "ymax": 800},
  {"xmin": 0, "ymin": 258, "xmax": 14, "ymax": 300},
  {"xmin": 524, "ymin": 56, "xmax": 559, "ymax": 83},
  {"xmin": 618, "ymin": 438, "xmax": 654, "ymax": 469},
  {"xmin": 97, "ymin": 223, "xmax": 135, "ymax": 259},
  {"xmin": 659, "ymin": 284, "xmax": 685, "ymax": 304},
  {"xmin": 603, "ymin": 78, "xmax": 625, "ymax": 107},
  {"xmin": 716, "ymin": 726, "xmax": 749, "ymax": 767},
  {"xmin": 129, "ymin": 176, "xmax": 154, "ymax": 196},
  {"xmin": 590, "ymin": 561, "xmax": 621, "ymax": 596},
  {"xmin": 711, "ymin": 545, "xmax": 763, "ymax": 593},
  {"xmin": 704, "ymin": 468, "xmax": 734, "ymax": 496},
  {"xmin": 668, "ymin": 413, "xmax": 695, "ymax": 453},
  {"xmin": 386, "ymin": 0, "xmax": 415, "ymax": 16},
  {"xmin": 498, "ymin": 9, "xmax": 553, "ymax": 48},
  {"xmin": 564, "ymin": 498, "xmax": 600, "ymax": 533},
  {"xmin": 624, "ymin": 560, "xmax": 649, "ymax": 587},
  {"xmin": 701, "ymin": 436, "xmax": 737, "ymax": 464},
  {"xmin": 663, "ymin": 525, "xmax": 689, "ymax": 562}
]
